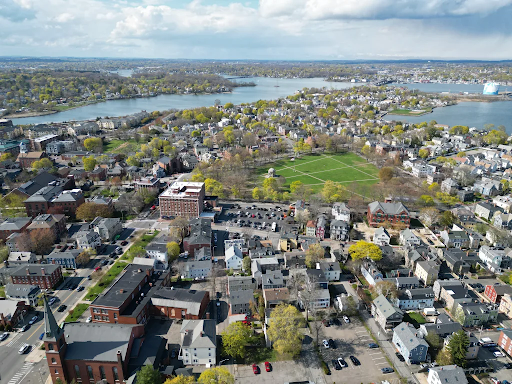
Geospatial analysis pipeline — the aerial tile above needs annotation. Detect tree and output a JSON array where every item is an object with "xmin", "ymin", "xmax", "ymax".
[
  {"xmin": 0, "ymin": 245, "xmax": 9, "ymax": 263},
  {"xmin": 418, "ymin": 148, "xmax": 430, "ymax": 159},
  {"xmin": 242, "ymin": 256, "xmax": 251, "ymax": 273},
  {"xmin": 29, "ymin": 228, "xmax": 55, "ymax": 255},
  {"xmin": 204, "ymin": 178, "xmax": 225, "ymax": 198},
  {"xmin": 32, "ymin": 158, "xmax": 53, "ymax": 170},
  {"xmin": 447, "ymin": 330, "xmax": 469, "ymax": 367},
  {"xmin": 221, "ymin": 322, "xmax": 253, "ymax": 359},
  {"xmin": 252, "ymin": 187, "xmax": 264, "ymax": 200},
  {"xmin": 439, "ymin": 211, "xmax": 457, "ymax": 227},
  {"xmin": 136, "ymin": 365, "xmax": 162, "ymax": 384},
  {"xmin": 378, "ymin": 167, "xmax": 394, "ymax": 182},
  {"xmin": 436, "ymin": 348, "xmax": 453, "ymax": 366},
  {"xmin": 166, "ymin": 241, "xmax": 180, "ymax": 262},
  {"xmin": 419, "ymin": 195, "xmax": 435, "ymax": 206},
  {"xmin": 169, "ymin": 217, "xmax": 189, "ymax": 243},
  {"xmin": 321, "ymin": 180, "xmax": 348, "ymax": 203},
  {"xmin": 197, "ymin": 367, "xmax": 234, "ymax": 384},
  {"xmin": 305, "ymin": 243, "xmax": 325, "ymax": 268},
  {"xmin": 76, "ymin": 248, "xmax": 96, "ymax": 266},
  {"xmin": 425, "ymin": 332, "xmax": 442, "ymax": 351},
  {"xmin": 370, "ymin": 280, "xmax": 398, "ymax": 299},
  {"xmin": 83, "ymin": 156, "xmax": 97, "ymax": 171},
  {"xmin": 361, "ymin": 145, "xmax": 372, "ymax": 158},
  {"xmin": 126, "ymin": 156, "xmax": 140, "ymax": 167},
  {"xmin": 164, "ymin": 376, "xmax": 195, "ymax": 384},
  {"xmin": 84, "ymin": 137, "xmax": 103, "ymax": 152},
  {"xmin": 419, "ymin": 207, "xmax": 440, "ymax": 227},
  {"xmin": 76, "ymin": 202, "xmax": 113, "ymax": 221},
  {"xmin": 267, "ymin": 304, "xmax": 305, "ymax": 357},
  {"xmin": 348, "ymin": 241, "xmax": 382, "ymax": 261}
]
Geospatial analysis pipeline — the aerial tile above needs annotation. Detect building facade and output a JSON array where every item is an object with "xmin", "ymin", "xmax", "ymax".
[{"xmin": 159, "ymin": 182, "xmax": 205, "ymax": 219}]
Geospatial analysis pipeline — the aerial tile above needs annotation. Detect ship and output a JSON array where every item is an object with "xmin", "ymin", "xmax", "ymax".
[{"xmin": 483, "ymin": 82, "xmax": 500, "ymax": 95}]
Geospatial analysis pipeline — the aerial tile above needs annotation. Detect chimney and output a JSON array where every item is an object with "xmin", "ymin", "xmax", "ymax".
[
  {"xmin": 41, "ymin": 268, "xmax": 46, "ymax": 275},
  {"xmin": 116, "ymin": 351, "xmax": 124, "ymax": 381}
]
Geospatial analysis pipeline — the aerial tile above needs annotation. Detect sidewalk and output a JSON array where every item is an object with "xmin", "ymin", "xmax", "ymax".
[{"xmin": 343, "ymin": 281, "xmax": 419, "ymax": 384}]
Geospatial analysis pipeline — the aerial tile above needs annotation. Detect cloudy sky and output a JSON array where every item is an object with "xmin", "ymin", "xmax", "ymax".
[{"xmin": 1, "ymin": 0, "xmax": 512, "ymax": 60}]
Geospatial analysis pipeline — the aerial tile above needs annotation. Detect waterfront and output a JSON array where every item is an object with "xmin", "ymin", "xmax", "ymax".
[{"xmin": 10, "ymin": 78, "xmax": 512, "ymax": 132}]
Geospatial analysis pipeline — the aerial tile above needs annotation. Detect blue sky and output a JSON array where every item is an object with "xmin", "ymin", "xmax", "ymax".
[{"xmin": 1, "ymin": 0, "xmax": 512, "ymax": 60}]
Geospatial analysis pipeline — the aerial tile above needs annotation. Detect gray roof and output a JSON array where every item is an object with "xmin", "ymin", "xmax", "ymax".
[
  {"xmin": 429, "ymin": 365, "xmax": 468, "ymax": 384},
  {"xmin": 228, "ymin": 276, "xmax": 256, "ymax": 291},
  {"xmin": 5, "ymin": 283, "xmax": 40, "ymax": 297},
  {"xmin": 180, "ymin": 319, "xmax": 216, "ymax": 349},
  {"xmin": 416, "ymin": 260, "xmax": 439, "ymax": 275},
  {"xmin": 373, "ymin": 294, "xmax": 403, "ymax": 319},
  {"xmin": 306, "ymin": 269, "xmax": 327, "ymax": 282},
  {"xmin": 393, "ymin": 322, "xmax": 428, "ymax": 351},
  {"xmin": 47, "ymin": 249, "xmax": 81, "ymax": 260},
  {"xmin": 368, "ymin": 201, "xmax": 409, "ymax": 215},
  {"xmin": 146, "ymin": 243, "xmax": 168, "ymax": 253},
  {"xmin": 374, "ymin": 227, "xmax": 390, "ymax": 237},
  {"xmin": 11, "ymin": 263, "xmax": 60, "ymax": 277},
  {"xmin": 0, "ymin": 217, "xmax": 32, "ymax": 231},
  {"xmin": 151, "ymin": 288, "xmax": 208, "ymax": 316},
  {"xmin": 229, "ymin": 289, "xmax": 255, "ymax": 305},
  {"xmin": 63, "ymin": 322, "xmax": 138, "ymax": 361},
  {"xmin": 421, "ymin": 321, "xmax": 462, "ymax": 337}
]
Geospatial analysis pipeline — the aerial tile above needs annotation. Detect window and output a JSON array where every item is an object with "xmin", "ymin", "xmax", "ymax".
[
  {"xmin": 87, "ymin": 366, "xmax": 93, "ymax": 380},
  {"xmin": 112, "ymin": 367, "xmax": 119, "ymax": 381},
  {"xmin": 99, "ymin": 366, "xmax": 106, "ymax": 380},
  {"xmin": 51, "ymin": 358, "xmax": 57, "ymax": 364},
  {"xmin": 48, "ymin": 344, "xmax": 54, "ymax": 351},
  {"xmin": 55, "ymin": 369, "xmax": 59, "ymax": 375},
  {"xmin": 114, "ymin": 313, "xmax": 118, "ymax": 319},
  {"xmin": 74, "ymin": 365, "xmax": 81, "ymax": 379}
]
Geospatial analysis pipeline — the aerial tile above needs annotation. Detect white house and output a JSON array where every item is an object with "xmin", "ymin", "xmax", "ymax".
[
  {"xmin": 180, "ymin": 319, "xmax": 217, "ymax": 366},
  {"xmin": 75, "ymin": 230, "xmax": 101, "ymax": 250},
  {"xmin": 332, "ymin": 202, "xmax": 350, "ymax": 222},
  {"xmin": 145, "ymin": 243, "xmax": 169, "ymax": 268},
  {"xmin": 373, "ymin": 227, "xmax": 391, "ymax": 246},
  {"xmin": 400, "ymin": 229, "xmax": 421, "ymax": 247},
  {"xmin": 428, "ymin": 366, "xmax": 468, "ymax": 384},
  {"xmin": 225, "ymin": 246, "xmax": 244, "ymax": 270},
  {"xmin": 92, "ymin": 217, "xmax": 123, "ymax": 241},
  {"xmin": 180, "ymin": 259, "xmax": 212, "ymax": 279},
  {"xmin": 493, "ymin": 195, "xmax": 512, "ymax": 213},
  {"xmin": 316, "ymin": 261, "xmax": 341, "ymax": 281},
  {"xmin": 395, "ymin": 288, "xmax": 435, "ymax": 310},
  {"xmin": 479, "ymin": 245, "xmax": 505, "ymax": 272}
]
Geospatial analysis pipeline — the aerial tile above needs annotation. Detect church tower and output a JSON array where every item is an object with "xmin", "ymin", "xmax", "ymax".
[
  {"xmin": 19, "ymin": 141, "xmax": 28, "ymax": 154},
  {"xmin": 43, "ymin": 297, "xmax": 68, "ymax": 384}
]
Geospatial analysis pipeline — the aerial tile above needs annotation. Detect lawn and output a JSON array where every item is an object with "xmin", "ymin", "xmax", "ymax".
[
  {"xmin": 403, "ymin": 311, "xmax": 427, "ymax": 326},
  {"xmin": 65, "ymin": 303, "xmax": 90, "ymax": 322},
  {"xmin": 104, "ymin": 139, "xmax": 141, "ymax": 154},
  {"xmin": 388, "ymin": 108, "xmax": 432, "ymax": 116},
  {"xmin": 0, "ymin": 285, "xmax": 5, "ymax": 298},
  {"xmin": 85, "ymin": 261, "xmax": 129, "ymax": 301},
  {"xmin": 121, "ymin": 231, "xmax": 160, "ymax": 262},
  {"xmin": 258, "ymin": 152, "xmax": 380, "ymax": 193}
]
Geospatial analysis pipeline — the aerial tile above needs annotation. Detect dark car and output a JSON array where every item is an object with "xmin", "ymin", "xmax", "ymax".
[
  {"xmin": 332, "ymin": 360, "xmax": 341, "ymax": 370},
  {"xmin": 328, "ymin": 339, "xmax": 336, "ymax": 349},
  {"xmin": 368, "ymin": 343, "xmax": 379, "ymax": 349},
  {"xmin": 381, "ymin": 367, "xmax": 394, "ymax": 374},
  {"xmin": 504, "ymin": 363, "xmax": 512, "ymax": 369},
  {"xmin": 395, "ymin": 352, "xmax": 405, "ymax": 362},
  {"xmin": 349, "ymin": 356, "xmax": 361, "ymax": 366},
  {"xmin": 39, "ymin": 332, "xmax": 44, "ymax": 340},
  {"xmin": 170, "ymin": 349, "xmax": 177, "ymax": 358},
  {"xmin": 76, "ymin": 286, "xmax": 85, "ymax": 292},
  {"xmin": 121, "ymin": 241, "xmax": 128, "ymax": 246},
  {"xmin": 20, "ymin": 324, "xmax": 30, "ymax": 332},
  {"xmin": 57, "ymin": 305, "xmax": 67, "ymax": 312}
]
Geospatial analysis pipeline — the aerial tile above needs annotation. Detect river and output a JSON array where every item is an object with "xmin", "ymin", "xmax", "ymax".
[{"xmin": 10, "ymin": 77, "xmax": 512, "ymax": 132}]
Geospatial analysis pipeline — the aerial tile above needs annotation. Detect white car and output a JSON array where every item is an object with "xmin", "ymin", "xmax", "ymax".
[
  {"xmin": 28, "ymin": 316, "xmax": 38, "ymax": 325},
  {"xmin": 323, "ymin": 340, "xmax": 330, "ymax": 349},
  {"xmin": 86, "ymin": 316, "xmax": 92, "ymax": 323},
  {"xmin": 0, "ymin": 332, "xmax": 8, "ymax": 341},
  {"xmin": 493, "ymin": 350, "xmax": 504, "ymax": 358},
  {"xmin": 343, "ymin": 315, "xmax": 350, "ymax": 323},
  {"xmin": 18, "ymin": 344, "xmax": 30, "ymax": 354},
  {"xmin": 48, "ymin": 297, "xmax": 57, "ymax": 305}
]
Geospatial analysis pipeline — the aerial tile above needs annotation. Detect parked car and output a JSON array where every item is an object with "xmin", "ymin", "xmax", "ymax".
[
  {"xmin": 493, "ymin": 350, "xmax": 504, "ymax": 358},
  {"xmin": 86, "ymin": 316, "xmax": 92, "ymax": 323},
  {"xmin": 323, "ymin": 340, "xmax": 330, "ymax": 348},
  {"xmin": 368, "ymin": 343, "xmax": 379, "ymax": 349},
  {"xmin": 381, "ymin": 367, "xmax": 394, "ymax": 374},
  {"xmin": 395, "ymin": 352, "xmax": 405, "ymax": 362},
  {"xmin": 171, "ymin": 349, "xmax": 177, "ymax": 359},
  {"xmin": 322, "ymin": 319, "xmax": 330, "ymax": 327},
  {"xmin": 490, "ymin": 377, "xmax": 501, "ymax": 384},
  {"xmin": 28, "ymin": 316, "xmax": 38, "ymax": 325},
  {"xmin": 39, "ymin": 332, "xmax": 44, "ymax": 340},
  {"xmin": 328, "ymin": 339, "xmax": 336, "ymax": 349},
  {"xmin": 504, "ymin": 363, "xmax": 512, "ymax": 369},
  {"xmin": 48, "ymin": 297, "xmax": 57, "ymax": 305},
  {"xmin": 0, "ymin": 332, "xmax": 8, "ymax": 341},
  {"xmin": 337, "ymin": 357, "xmax": 348, "ymax": 368},
  {"xmin": 252, "ymin": 364, "xmax": 259, "ymax": 374},
  {"xmin": 19, "ymin": 344, "xmax": 30, "ymax": 354},
  {"xmin": 58, "ymin": 305, "xmax": 67, "ymax": 312},
  {"xmin": 349, "ymin": 356, "xmax": 360, "ymax": 366},
  {"xmin": 20, "ymin": 324, "xmax": 30, "ymax": 332},
  {"xmin": 76, "ymin": 286, "xmax": 85, "ymax": 292},
  {"xmin": 343, "ymin": 315, "xmax": 350, "ymax": 323},
  {"xmin": 265, "ymin": 362, "xmax": 271, "ymax": 372},
  {"xmin": 332, "ymin": 359, "xmax": 341, "ymax": 370},
  {"xmin": 121, "ymin": 241, "xmax": 128, "ymax": 246}
]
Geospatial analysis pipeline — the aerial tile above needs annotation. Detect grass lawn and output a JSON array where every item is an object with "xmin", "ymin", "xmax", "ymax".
[
  {"xmin": 104, "ymin": 139, "xmax": 141, "ymax": 154},
  {"xmin": 403, "ymin": 311, "xmax": 427, "ymax": 325},
  {"xmin": 258, "ymin": 152, "xmax": 379, "ymax": 193},
  {"xmin": 0, "ymin": 285, "xmax": 5, "ymax": 298},
  {"xmin": 85, "ymin": 261, "xmax": 128, "ymax": 301},
  {"xmin": 121, "ymin": 231, "xmax": 160, "ymax": 262},
  {"xmin": 65, "ymin": 303, "xmax": 90, "ymax": 322},
  {"xmin": 388, "ymin": 108, "xmax": 432, "ymax": 116}
]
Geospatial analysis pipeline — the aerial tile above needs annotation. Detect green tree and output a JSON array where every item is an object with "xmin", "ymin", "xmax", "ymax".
[
  {"xmin": 267, "ymin": 304, "xmax": 305, "ymax": 357},
  {"xmin": 197, "ymin": 367, "xmax": 234, "ymax": 384},
  {"xmin": 348, "ymin": 241, "xmax": 382, "ymax": 261},
  {"xmin": 439, "ymin": 211, "xmax": 457, "ymax": 227},
  {"xmin": 305, "ymin": 243, "xmax": 325, "ymax": 268},
  {"xmin": 126, "ymin": 156, "xmax": 140, "ymax": 167},
  {"xmin": 32, "ymin": 158, "xmax": 53, "ymax": 170},
  {"xmin": 419, "ymin": 195, "xmax": 435, "ymax": 206},
  {"xmin": 378, "ymin": 167, "xmax": 394, "ymax": 182},
  {"xmin": 456, "ymin": 151, "xmax": 467, "ymax": 157},
  {"xmin": 84, "ymin": 137, "xmax": 103, "ymax": 152},
  {"xmin": 418, "ymin": 148, "xmax": 430, "ymax": 159},
  {"xmin": 83, "ymin": 156, "xmax": 97, "ymax": 172},
  {"xmin": 221, "ymin": 322, "xmax": 253, "ymax": 359},
  {"xmin": 321, "ymin": 180, "xmax": 347, "ymax": 203},
  {"xmin": 447, "ymin": 330, "xmax": 469, "ymax": 367},
  {"xmin": 290, "ymin": 180, "xmax": 304, "ymax": 194},
  {"xmin": 166, "ymin": 241, "xmax": 180, "ymax": 262},
  {"xmin": 252, "ymin": 187, "xmax": 264, "ymax": 200},
  {"xmin": 164, "ymin": 376, "xmax": 195, "ymax": 384},
  {"xmin": 136, "ymin": 365, "xmax": 162, "ymax": 384},
  {"xmin": 242, "ymin": 256, "xmax": 251, "ymax": 273},
  {"xmin": 204, "ymin": 178, "xmax": 224, "ymax": 198},
  {"xmin": 425, "ymin": 332, "xmax": 442, "ymax": 351},
  {"xmin": 0, "ymin": 245, "xmax": 9, "ymax": 263}
]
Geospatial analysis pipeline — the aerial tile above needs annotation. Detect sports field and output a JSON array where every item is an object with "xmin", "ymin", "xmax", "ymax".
[{"xmin": 258, "ymin": 152, "xmax": 380, "ymax": 192}]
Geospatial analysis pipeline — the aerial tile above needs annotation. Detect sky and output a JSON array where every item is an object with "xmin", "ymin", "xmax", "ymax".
[{"xmin": 1, "ymin": 0, "xmax": 512, "ymax": 60}]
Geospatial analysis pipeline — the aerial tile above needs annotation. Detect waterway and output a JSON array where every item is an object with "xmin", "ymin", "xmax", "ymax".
[{"xmin": 10, "ymin": 78, "xmax": 512, "ymax": 132}]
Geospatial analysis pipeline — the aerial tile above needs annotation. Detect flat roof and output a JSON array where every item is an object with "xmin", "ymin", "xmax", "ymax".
[{"xmin": 159, "ymin": 181, "xmax": 204, "ymax": 198}]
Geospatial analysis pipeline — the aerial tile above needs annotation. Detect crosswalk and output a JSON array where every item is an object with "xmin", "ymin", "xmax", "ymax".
[
  {"xmin": 8, "ymin": 362, "xmax": 34, "ymax": 384},
  {"xmin": 5, "ymin": 332, "xmax": 39, "ymax": 351}
]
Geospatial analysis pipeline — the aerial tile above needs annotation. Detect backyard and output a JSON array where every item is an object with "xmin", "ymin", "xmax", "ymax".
[{"xmin": 104, "ymin": 139, "xmax": 141, "ymax": 154}]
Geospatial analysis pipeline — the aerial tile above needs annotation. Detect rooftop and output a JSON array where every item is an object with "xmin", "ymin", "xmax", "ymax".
[
  {"xmin": 151, "ymin": 288, "xmax": 208, "ymax": 316},
  {"xmin": 160, "ymin": 181, "xmax": 204, "ymax": 198}
]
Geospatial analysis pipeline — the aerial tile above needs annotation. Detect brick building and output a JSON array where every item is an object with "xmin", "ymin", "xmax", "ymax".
[
  {"xmin": 182, "ymin": 218, "xmax": 212, "ymax": 258},
  {"xmin": 159, "ymin": 182, "xmax": 205, "ymax": 219},
  {"xmin": 17, "ymin": 151, "xmax": 46, "ymax": 169},
  {"xmin": 150, "ymin": 288, "xmax": 210, "ymax": 319},
  {"xmin": 0, "ymin": 217, "xmax": 32, "ymax": 241},
  {"xmin": 10, "ymin": 264, "xmax": 63, "ymax": 289},
  {"xmin": 0, "ymin": 300, "xmax": 30, "ymax": 328},
  {"xmin": 27, "ymin": 214, "xmax": 67, "ymax": 241},
  {"xmin": 484, "ymin": 284, "xmax": 512, "ymax": 304},
  {"xmin": 367, "ymin": 201, "xmax": 410, "ymax": 228},
  {"xmin": 498, "ymin": 329, "xmax": 512, "ymax": 357}
]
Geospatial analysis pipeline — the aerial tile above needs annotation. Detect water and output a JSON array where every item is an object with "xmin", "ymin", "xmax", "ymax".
[
  {"xmin": 10, "ymin": 78, "xmax": 512, "ymax": 132},
  {"xmin": 11, "ymin": 77, "xmax": 354, "ymax": 125}
]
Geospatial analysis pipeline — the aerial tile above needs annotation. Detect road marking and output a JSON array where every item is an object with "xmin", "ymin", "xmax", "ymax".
[
  {"xmin": 8, "ymin": 362, "xmax": 34, "ymax": 384},
  {"xmin": 375, "ymin": 362, "xmax": 388, "ymax": 366},
  {"xmin": 7, "ymin": 333, "xmax": 24, "ymax": 346},
  {"xmin": 369, "ymin": 352, "xmax": 383, "ymax": 356},
  {"xmin": 372, "ymin": 357, "xmax": 386, "ymax": 360}
]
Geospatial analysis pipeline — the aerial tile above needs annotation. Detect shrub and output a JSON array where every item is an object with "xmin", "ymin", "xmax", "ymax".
[
  {"xmin": 321, "ymin": 361, "xmax": 330, "ymax": 375},
  {"xmin": 5, "ymin": 324, "xmax": 12, "ymax": 331}
]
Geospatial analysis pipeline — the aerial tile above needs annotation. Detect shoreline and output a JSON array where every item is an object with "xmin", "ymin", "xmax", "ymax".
[{"xmin": 4, "ymin": 110, "xmax": 57, "ymax": 118}]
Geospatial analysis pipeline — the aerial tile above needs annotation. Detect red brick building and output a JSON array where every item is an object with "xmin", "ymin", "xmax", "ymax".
[
  {"xmin": 182, "ymin": 218, "xmax": 212, "ymax": 259},
  {"xmin": 10, "ymin": 264, "xmax": 63, "ymax": 289},
  {"xmin": 0, "ymin": 217, "xmax": 32, "ymax": 241},
  {"xmin": 367, "ymin": 201, "xmax": 410, "ymax": 228},
  {"xmin": 150, "ymin": 288, "xmax": 210, "ymax": 319},
  {"xmin": 17, "ymin": 151, "xmax": 46, "ymax": 169},
  {"xmin": 43, "ymin": 298, "xmax": 149, "ymax": 384},
  {"xmin": 0, "ymin": 300, "xmax": 30, "ymax": 328},
  {"xmin": 89, "ymin": 263, "xmax": 170, "ymax": 325},
  {"xmin": 484, "ymin": 284, "xmax": 512, "ymax": 304},
  {"xmin": 27, "ymin": 214, "xmax": 67, "ymax": 241},
  {"xmin": 498, "ymin": 329, "xmax": 512, "ymax": 357},
  {"xmin": 159, "ymin": 182, "xmax": 205, "ymax": 219}
]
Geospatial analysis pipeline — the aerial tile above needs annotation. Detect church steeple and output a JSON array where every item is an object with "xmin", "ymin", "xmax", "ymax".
[{"xmin": 43, "ymin": 296, "xmax": 63, "ymax": 341}]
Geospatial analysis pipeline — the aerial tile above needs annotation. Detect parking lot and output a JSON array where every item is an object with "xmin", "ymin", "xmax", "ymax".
[{"xmin": 318, "ymin": 317, "xmax": 399, "ymax": 384}]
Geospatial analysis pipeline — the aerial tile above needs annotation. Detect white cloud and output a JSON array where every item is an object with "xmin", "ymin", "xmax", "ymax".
[{"xmin": 54, "ymin": 12, "xmax": 74, "ymax": 22}]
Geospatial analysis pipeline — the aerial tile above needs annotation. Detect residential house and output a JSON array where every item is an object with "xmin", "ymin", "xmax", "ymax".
[
  {"xmin": 474, "ymin": 202, "xmax": 499, "ymax": 220},
  {"xmin": 227, "ymin": 276, "xmax": 257, "ymax": 295},
  {"xmin": 479, "ymin": 246, "xmax": 505, "ymax": 272},
  {"xmin": 493, "ymin": 195, "xmax": 512, "ymax": 213},
  {"xmin": 305, "ymin": 221, "xmax": 316, "ymax": 237},
  {"xmin": 180, "ymin": 320, "xmax": 217, "ymax": 366},
  {"xmin": 8, "ymin": 252, "xmax": 37, "ymax": 266},
  {"xmin": 395, "ymin": 276, "xmax": 421, "ymax": 290},
  {"xmin": 498, "ymin": 330, "xmax": 512, "ymax": 358},
  {"xmin": 0, "ymin": 217, "xmax": 32, "ymax": 241},
  {"xmin": 441, "ymin": 178, "xmax": 460, "ymax": 194},
  {"xmin": 395, "ymin": 288, "xmax": 435, "ymax": 310},
  {"xmin": 443, "ymin": 249, "xmax": 479, "ymax": 275},
  {"xmin": 263, "ymin": 288, "xmax": 290, "ymax": 308},
  {"xmin": 298, "ymin": 269, "xmax": 330, "ymax": 310},
  {"xmin": 428, "ymin": 366, "xmax": 468, "ymax": 384},
  {"xmin": 229, "ymin": 289, "xmax": 255, "ymax": 315},
  {"xmin": 92, "ymin": 217, "xmax": 123, "ymax": 241},
  {"xmin": 75, "ymin": 230, "xmax": 101, "ymax": 250},
  {"xmin": 332, "ymin": 202, "xmax": 350, "ymax": 221},
  {"xmin": 373, "ymin": 227, "xmax": 391, "ymax": 246},
  {"xmin": 46, "ymin": 249, "xmax": 81, "ymax": 269},
  {"xmin": 252, "ymin": 257, "xmax": 279, "ymax": 286},
  {"xmin": 145, "ymin": 243, "xmax": 168, "ymax": 268},
  {"xmin": 367, "ymin": 201, "xmax": 410, "ymax": 228},
  {"xmin": 150, "ymin": 288, "xmax": 210, "ymax": 320},
  {"xmin": 4, "ymin": 283, "xmax": 41, "ymax": 306},
  {"xmin": 316, "ymin": 215, "xmax": 327, "ymax": 239},
  {"xmin": 0, "ymin": 300, "xmax": 29, "ymax": 328},
  {"xmin": 225, "ymin": 246, "xmax": 244, "ymax": 270},
  {"xmin": 454, "ymin": 302, "xmax": 498, "ymax": 327},
  {"xmin": 10, "ymin": 264, "xmax": 62, "ymax": 289},
  {"xmin": 484, "ymin": 284, "xmax": 512, "ymax": 304},
  {"xmin": 371, "ymin": 294, "xmax": 404, "ymax": 332},
  {"xmin": 182, "ymin": 218, "xmax": 211, "ymax": 259},
  {"xmin": 440, "ymin": 230, "xmax": 470, "ymax": 249},
  {"xmin": 330, "ymin": 220, "xmax": 349, "ymax": 241},
  {"xmin": 473, "ymin": 178, "xmax": 502, "ymax": 196},
  {"xmin": 179, "ymin": 260, "xmax": 211, "ymax": 280},
  {"xmin": 361, "ymin": 262, "xmax": 384, "ymax": 286},
  {"xmin": 316, "ymin": 261, "xmax": 341, "ymax": 281},
  {"xmin": 414, "ymin": 260, "xmax": 439, "ymax": 285},
  {"xmin": 392, "ymin": 322, "xmax": 428, "ymax": 364},
  {"xmin": 499, "ymin": 294, "xmax": 512, "ymax": 317},
  {"xmin": 400, "ymin": 229, "xmax": 421, "ymax": 247}
]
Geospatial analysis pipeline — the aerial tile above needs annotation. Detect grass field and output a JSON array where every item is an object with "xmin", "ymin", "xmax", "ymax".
[
  {"xmin": 388, "ymin": 108, "xmax": 432, "ymax": 116},
  {"xmin": 104, "ymin": 139, "xmax": 141, "ymax": 154},
  {"xmin": 65, "ymin": 303, "xmax": 90, "ymax": 322},
  {"xmin": 258, "ymin": 152, "xmax": 380, "ymax": 193}
]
